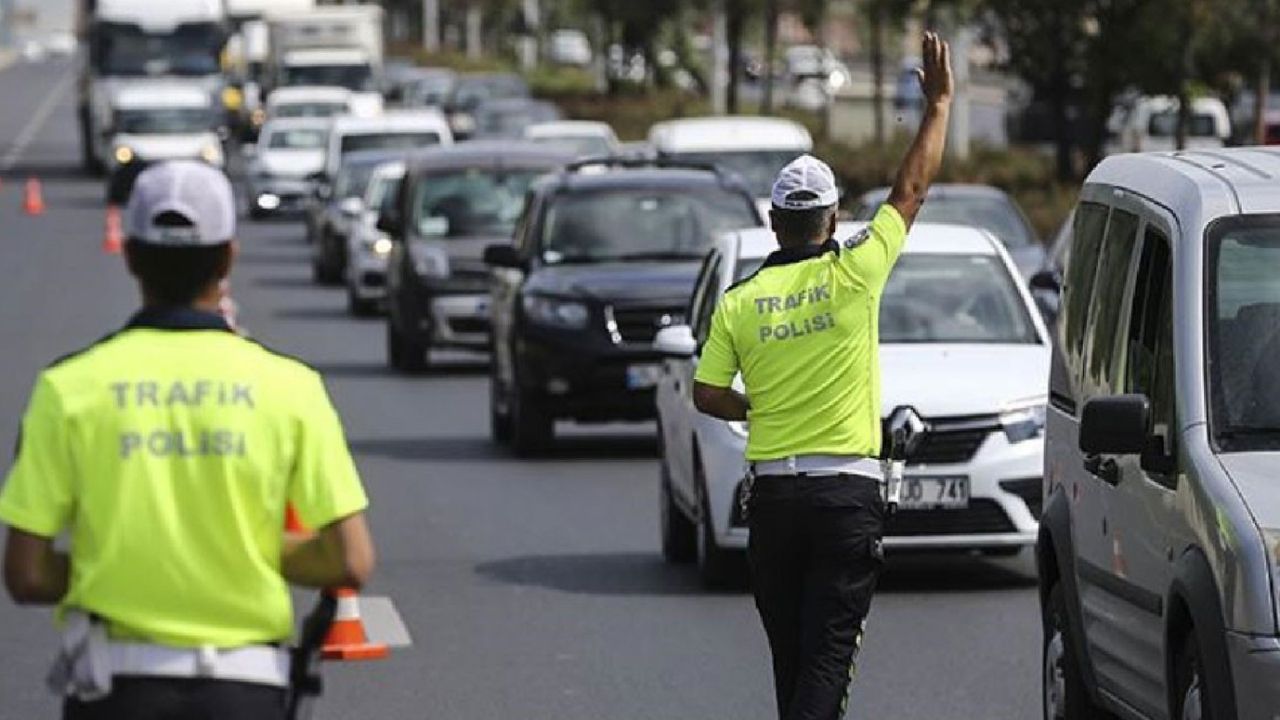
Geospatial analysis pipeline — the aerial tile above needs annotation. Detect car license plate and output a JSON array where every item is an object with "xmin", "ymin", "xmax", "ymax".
[
  {"xmin": 626, "ymin": 364, "xmax": 663, "ymax": 389},
  {"xmin": 899, "ymin": 476, "xmax": 969, "ymax": 510}
]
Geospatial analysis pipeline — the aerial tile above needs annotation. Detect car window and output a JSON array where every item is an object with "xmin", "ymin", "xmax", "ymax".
[
  {"xmin": 341, "ymin": 132, "xmax": 441, "ymax": 155},
  {"xmin": 274, "ymin": 102, "xmax": 346, "ymax": 118},
  {"xmin": 1061, "ymin": 202, "xmax": 1109, "ymax": 370},
  {"xmin": 880, "ymin": 254, "xmax": 1039, "ymax": 344},
  {"xmin": 115, "ymin": 108, "xmax": 215, "ymax": 134},
  {"xmin": 412, "ymin": 167, "xmax": 547, "ymax": 239},
  {"xmin": 913, "ymin": 196, "xmax": 1036, "ymax": 248},
  {"xmin": 282, "ymin": 64, "xmax": 375, "ymax": 92},
  {"xmin": 368, "ymin": 173, "xmax": 402, "ymax": 214},
  {"xmin": 1148, "ymin": 111, "xmax": 1218, "ymax": 138},
  {"xmin": 540, "ymin": 188, "xmax": 760, "ymax": 263},
  {"xmin": 1124, "ymin": 226, "xmax": 1175, "ymax": 462},
  {"xmin": 266, "ymin": 128, "xmax": 326, "ymax": 149},
  {"xmin": 334, "ymin": 163, "xmax": 378, "ymax": 199},
  {"xmin": 1083, "ymin": 208, "xmax": 1140, "ymax": 397},
  {"xmin": 692, "ymin": 255, "xmax": 723, "ymax": 346}
]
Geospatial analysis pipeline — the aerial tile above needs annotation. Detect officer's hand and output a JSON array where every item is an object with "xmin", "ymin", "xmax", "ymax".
[{"xmin": 915, "ymin": 32, "xmax": 953, "ymax": 107}]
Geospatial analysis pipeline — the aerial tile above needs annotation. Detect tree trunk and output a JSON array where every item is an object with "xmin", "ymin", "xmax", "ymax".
[
  {"xmin": 1174, "ymin": 5, "xmax": 1195, "ymax": 150},
  {"xmin": 762, "ymin": 0, "xmax": 778, "ymax": 113},
  {"xmin": 1256, "ymin": 56, "xmax": 1272, "ymax": 144},
  {"xmin": 870, "ymin": 0, "xmax": 885, "ymax": 143},
  {"xmin": 726, "ymin": 0, "xmax": 744, "ymax": 114}
]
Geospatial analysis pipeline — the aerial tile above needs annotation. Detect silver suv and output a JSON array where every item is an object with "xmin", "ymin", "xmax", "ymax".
[{"xmin": 1039, "ymin": 148, "xmax": 1280, "ymax": 720}]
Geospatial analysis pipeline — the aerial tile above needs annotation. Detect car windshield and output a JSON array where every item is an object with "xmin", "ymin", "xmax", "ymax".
[
  {"xmin": 266, "ymin": 128, "xmax": 326, "ymax": 149},
  {"xmin": 668, "ymin": 150, "xmax": 804, "ymax": 198},
  {"xmin": 340, "ymin": 132, "xmax": 440, "ymax": 155},
  {"xmin": 369, "ymin": 174, "xmax": 403, "ymax": 214},
  {"xmin": 283, "ymin": 64, "xmax": 375, "ymax": 92},
  {"xmin": 1148, "ymin": 111, "xmax": 1218, "ymax": 138},
  {"xmin": 477, "ymin": 105, "xmax": 559, "ymax": 137},
  {"xmin": 96, "ymin": 22, "xmax": 222, "ymax": 76},
  {"xmin": 274, "ymin": 102, "xmax": 346, "ymax": 119},
  {"xmin": 880, "ymin": 255, "xmax": 1038, "ymax": 343},
  {"xmin": 858, "ymin": 195, "xmax": 1037, "ymax": 248},
  {"xmin": 542, "ymin": 188, "xmax": 759, "ymax": 263},
  {"xmin": 1208, "ymin": 218, "xmax": 1280, "ymax": 448},
  {"xmin": 412, "ymin": 167, "xmax": 547, "ymax": 239},
  {"xmin": 115, "ymin": 108, "xmax": 215, "ymax": 134},
  {"xmin": 335, "ymin": 163, "xmax": 379, "ymax": 199}
]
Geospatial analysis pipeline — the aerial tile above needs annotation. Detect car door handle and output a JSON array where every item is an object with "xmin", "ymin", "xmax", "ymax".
[{"xmin": 1084, "ymin": 454, "xmax": 1120, "ymax": 485}]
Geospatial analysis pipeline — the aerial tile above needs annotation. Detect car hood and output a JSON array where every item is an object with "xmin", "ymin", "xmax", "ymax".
[
  {"xmin": 525, "ymin": 261, "xmax": 702, "ymax": 303},
  {"xmin": 880, "ymin": 343, "xmax": 1050, "ymax": 417},
  {"xmin": 1217, "ymin": 453, "xmax": 1280, "ymax": 531},
  {"xmin": 258, "ymin": 149, "xmax": 324, "ymax": 177},
  {"xmin": 117, "ymin": 133, "xmax": 217, "ymax": 161}
]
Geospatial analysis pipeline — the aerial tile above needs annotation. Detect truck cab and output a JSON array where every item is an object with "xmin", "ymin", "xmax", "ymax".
[{"xmin": 265, "ymin": 6, "xmax": 384, "ymax": 116}]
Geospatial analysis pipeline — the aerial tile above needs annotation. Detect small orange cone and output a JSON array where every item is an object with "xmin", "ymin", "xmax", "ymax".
[
  {"xmin": 102, "ymin": 205, "xmax": 123, "ymax": 254},
  {"xmin": 23, "ymin": 178, "xmax": 44, "ymax": 215},
  {"xmin": 320, "ymin": 588, "xmax": 389, "ymax": 661}
]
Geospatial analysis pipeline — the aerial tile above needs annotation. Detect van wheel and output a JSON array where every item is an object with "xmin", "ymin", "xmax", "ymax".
[
  {"xmin": 510, "ymin": 386, "xmax": 552, "ymax": 457},
  {"xmin": 695, "ymin": 462, "xmax": 747, "ymax": 589},
  {"xmin": 1044, "ymin": 582, "xmax": 1113, "ymax": 720},
  {"xmin": 386, "ymin": 321, "xmax": 428, "ymax": 373},
  {"xmin": 1175, "ymin": 634, "xmax": 1209, "ymax": 720},
  {"xmin": 659, "ymin": 437, "xmax": 695, "ymax": 564},
  {"xmin": 489, "ymin": 375, "xmax": 512, "ymax": 446}
]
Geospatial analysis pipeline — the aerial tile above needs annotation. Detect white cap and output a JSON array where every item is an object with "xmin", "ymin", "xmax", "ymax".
[
  {"xmin": 124, "ymin": 161, "xmax": 235, "ymax": 246},
  {"xmin": 771, "ymin": 154, "xmax": 839, "ymax": 210}
]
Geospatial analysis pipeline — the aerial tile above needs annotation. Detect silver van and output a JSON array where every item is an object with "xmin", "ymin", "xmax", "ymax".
[{"xmin": 1038, "ymin": 148, "xmax": 1280, "ymax": 720}]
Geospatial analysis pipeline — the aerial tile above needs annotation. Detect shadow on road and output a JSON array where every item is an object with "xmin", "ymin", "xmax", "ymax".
[
  {"xmin": 475, "ymin": 552, "xmax": 714, "ymax": 596},
  {"xmin": 877, "ymin": 554, "xmax": 1037, "ymax": 593},
  {"xmin": 253, "ymin": 274, "xmax": 316, "ymax": 290},
  {"xmin": 346, "ymin": 433, "xmax": 656, "ymax": 462}
]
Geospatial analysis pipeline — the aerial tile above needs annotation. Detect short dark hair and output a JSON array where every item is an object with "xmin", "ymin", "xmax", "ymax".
[
  {"xmin": 125, "ymin": 212, "xmax": 231, "ymax": 305},
  {"xmin": 771, "ymin": 204, "xmax": 836, "ymax": 247}
]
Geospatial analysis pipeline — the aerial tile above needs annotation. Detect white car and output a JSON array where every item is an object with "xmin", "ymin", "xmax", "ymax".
[
  {"xmin": 321, "ymin": 110, "xmax": 453, "ymax": 181},
  {"xmin": 523, "ymin": 120, "xmax": 619, "ymax": 157},
  {"xmin": 1108, "ymin": 95, "xmax": 1231, "ymax": 154},
  {"xmin": 345, "ymin": 160, "xmax": 404, "ymax": 315},
  {"xmin": 648, "ymin": 116, "xmax": 813, "ymax": 220},
  {"xmin": 654, "ymin": 222, "xmax": 1051, "ymax": 586},
  {"xmin": 105, "ymin": 81, "xmax": 225, "ymax": 204},
  {"xmin": 256, "ymin": 85, "xmax": 370, "ymax": 134},
  {"xmin": 246, "ymin": 117, "xmax": 329, "ymax": 217}
]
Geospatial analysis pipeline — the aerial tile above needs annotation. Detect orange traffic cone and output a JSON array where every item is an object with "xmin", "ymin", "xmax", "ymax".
[
  {"xmin": 320, "ymin": 588, "xmax": 389, "ymax": 661},
  {"xmin": 23, "ymin": 178, "xmax": 44, "ymax": 215},
  {"xmin": 102, "ymin": 205, "xmax": 123, "ymax": 254}
]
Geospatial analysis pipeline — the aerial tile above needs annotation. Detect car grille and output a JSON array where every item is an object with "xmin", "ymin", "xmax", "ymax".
[
  {"xmin": 999, "ymin": 477, "xmax": 1043, "ymax": 519},
  {"xmin": 448, "ymin": 317, "xmax": 489, "ymax": 335},
  {"xmin": 886, "ymin": 499, "xmax": 1015, "ymax": 536},
  {"xmin": 899, "ymin": 414, "xmax": 999, "ymax": 466},
  {"xmin": 606, "ymin": 305, "xmax": 685, "ymax": 345}
]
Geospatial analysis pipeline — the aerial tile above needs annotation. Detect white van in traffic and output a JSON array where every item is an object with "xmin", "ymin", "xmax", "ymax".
[
  {"xmin": 1109, "ymin": 95, "xmax": 1230, "ymax": 154},
  {"xmin": 105, "ymin": 81, "xmax": 225, "ymax": 203},
  {"xmin": 321, "ymin": 110, "xmax": 453, "ymax": 181}
]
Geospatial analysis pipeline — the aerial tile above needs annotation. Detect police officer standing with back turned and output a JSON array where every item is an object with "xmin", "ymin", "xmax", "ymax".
[
  {"xmin": 692, "ymin": 33, "xmax": 953, "ymax": 720},
  {"xmin": 0, "ymin": 161, "xmax": 376, "ymax": 719}
]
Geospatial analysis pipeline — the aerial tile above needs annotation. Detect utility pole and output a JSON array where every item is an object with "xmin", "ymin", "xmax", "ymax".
[
  {"xmin": 761, "ymin": 0, "xmax": 778, "ymax": 113},
  {"xmin": 422, "ymin": 0, "xmax": 439, "ymax": 53},
  {"xmin": 465, "ymin": 3, "xmax": 482, "ymax": 60},
  {"xmin": 519, "ymin": 0, "xmax": 539, "ymax": 71},
  {"xmin": 711, "ymin": 0, "xmax": 728, "ymax": 115},
  {"xmin": 948, "ymin": 25, "xmax": 972, "ymax": 160}
]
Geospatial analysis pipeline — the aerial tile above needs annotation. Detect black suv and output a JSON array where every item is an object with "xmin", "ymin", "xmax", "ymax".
[
  {"xmin": 484, "ymin": 158, "xmax": 763, "ymax": 455},
  {"xmin": 379, "ymin": 142, "xmax": 574, "ymax": 372}
]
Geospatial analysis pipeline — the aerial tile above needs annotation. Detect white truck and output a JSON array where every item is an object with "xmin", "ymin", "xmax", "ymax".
[
  {"xmin": 222, "ymin": 0, "xmax": 317, "ymax": 139},
  {"xmin": 77, "ymin": 0, "xmax": 229, "ymax": 174},
  {"xmin": 265, "ymin": 5, "xmax": 384, "ymax": 114}
]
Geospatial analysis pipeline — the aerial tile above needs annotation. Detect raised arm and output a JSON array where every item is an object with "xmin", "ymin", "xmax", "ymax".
[{"xmin": 887, "ymin": 32, "xmax": 954, "ymax": 228}]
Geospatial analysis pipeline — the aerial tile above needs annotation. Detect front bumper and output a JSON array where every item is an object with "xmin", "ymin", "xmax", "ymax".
[
  {"xmin": 349, "ymin": 248, "xmax": 390, "ymax": 301},
  {"xmin": 517, "ymin": 333, "xmax": 666, "ymax": 423},
  {"xmin": 696, "ymin": 416, "xmax": 1043, "ymax": 551},
  {"xmin": 1227, "ymin": 632, "xmax": 1280, "ymax": 719}
]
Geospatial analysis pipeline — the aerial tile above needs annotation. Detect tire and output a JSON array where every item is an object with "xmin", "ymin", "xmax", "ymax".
[
  {"xmin": 386, "ymin": 320, "xmax": 428, "ymax": 373},
  {"xmin": 347, "ymin": 285, "xmax": 378, "ymax": 317},
  {"xmin": 312, "ymin": 233, "xmax": 343, "ymax": 285},
  {"xmin": 1043, "ymin": 582, "xmax": 1114, "ymax": 720},
  {"xmin": 695, "ymin": 462, "xmax": 747, "ymax": 589},
  {"xmin": 659, "ymin": 436, "xmax": 696, "ymax": 564},
  {"xmin": 489, "ymin": 374, "xmax": 512, "ymax": 446},
  {"xmin": 79, "ymin": 107, "xmax": 104, "ymax": 176},
  {"xmin": 1175, "ymin": 634, "xmax": 1210, "ymax": 720},
  {"xmin": 510, "ymin": 384, "xmax": 553, "ymax": 457}
]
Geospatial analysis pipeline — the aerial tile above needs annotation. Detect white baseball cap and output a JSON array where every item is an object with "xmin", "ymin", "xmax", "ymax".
[
  {"xmin": 771, "ymin": 154, "xmax": 839, "ymax": 210},
  {"xmin": 124, "ymin": 161, "xmax": 235, "ymax": 246}
]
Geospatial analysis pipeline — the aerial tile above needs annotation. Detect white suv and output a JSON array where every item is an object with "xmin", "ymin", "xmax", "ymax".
[{"xmin": 654, "ymin": 222, "xmax": 1051, "ymax": 587}]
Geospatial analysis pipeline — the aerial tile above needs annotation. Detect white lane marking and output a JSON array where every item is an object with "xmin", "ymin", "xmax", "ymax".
[{"xmin": 0, "ymin": 64, "xmax": 76, "ymax": 172}]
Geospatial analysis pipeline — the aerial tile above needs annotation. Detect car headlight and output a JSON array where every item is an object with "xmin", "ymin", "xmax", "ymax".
[
  {"xmin": 113, "ymin": 145, "xmax": 134, "ymax": 165},
  {"xmin": 1000, "ymin": 396, "xmax": 1047, "ymax": 443},
  {"xmin": 200, "ymin": 143, "xmax": 223, "ymax": 165},
  {"xmin": 408, "ymin": 241, "xmax": 449, "ymax": 278},
  {"xmin": 363, "ymin": 234, "xmax": 393, "ymax": 256},
  {"xmin": 522, "ymin": 294, "xmax": 589, "ymax": 330}
]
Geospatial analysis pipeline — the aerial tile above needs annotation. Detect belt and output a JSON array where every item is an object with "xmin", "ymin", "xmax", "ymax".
[
  {"xmin": 750, "ymin": 454, "xmax": 882, "ymax": 478},
  {"xmin": 107, "ymin": 643, "xmax": 291, "ymax": 688}
]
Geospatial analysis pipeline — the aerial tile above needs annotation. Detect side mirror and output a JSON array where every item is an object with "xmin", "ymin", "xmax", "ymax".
[
  {"xmin": 483, "ymin": 243, "xmax": 524, "ymax": 269},
  {"xmin": 1029, "ymin": 269, "xmax": 1061, "ymax": 293},
  {"xmin": 376, "ymin": 211, "xmax": 403, "ymax": 238},
  {"xmin": 339, "ymin": 197, "xmax": 364, "ymax": 217},
  {"xmin": 653, "ymin": 325, "xmax": 697, "ymax": 358},
  {"xmin": 1080, "ymin": 394, "xmax": 1150, "ymax": 455}
]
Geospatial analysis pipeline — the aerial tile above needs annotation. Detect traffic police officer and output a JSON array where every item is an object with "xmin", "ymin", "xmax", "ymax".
[
  {"xmin": 693, "ymin": 33, "xmax": 953, "ymax": 720},
  {"xmin": 0, "ymin": 161, "xmax": 376, "ymax": 718}
]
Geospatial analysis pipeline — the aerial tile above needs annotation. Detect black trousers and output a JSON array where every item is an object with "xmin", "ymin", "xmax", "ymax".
[
  {"xmin": 63, "ymin": 677, "xmax": 286, "ymax": 720},
  {"xmin": 748, "ymin": 473, "xmax": 886, "ymax": 720}
]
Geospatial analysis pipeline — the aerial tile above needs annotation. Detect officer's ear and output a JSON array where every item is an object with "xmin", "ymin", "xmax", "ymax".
[
  {"xmin": 826, "ymin": 207, "xmax": 838, "ymax": 239},
  {"xmin": 215, "ymin": 241, "xmax": 238, "ymax": 281}
]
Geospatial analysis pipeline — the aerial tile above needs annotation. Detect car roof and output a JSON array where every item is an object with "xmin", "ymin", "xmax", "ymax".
[
  {"xmin": 339, "ymin": 148, "xmax": 418, "ymax": 169},
  {"xmin": 855, "ymin": 184, "xmax": 1014, "ymax": 205},
  {"xmin": 330, "ymin": 110, "xmax": 450, "ymax": 134},
  {"xmin": 405, "ymin": 141, "xmax": 574, "ymax": 172},
  {"xmin": 524, "ymin": 121, "xmax": 615, "ymax": 139},
  {"xmin": 268, "ymin": 86, "xmax": 351, "ymax": 104},
  {"xmin": 1085, "ymin": 147, "xmax": 1280, "ymax": 223},
  {"xmin": 648, "ymin": 115, "xmax": 813, "ymax": 152},
  {"xmin": 726, "ymin": 222, "xmax": 1005, "ymax": 262}
]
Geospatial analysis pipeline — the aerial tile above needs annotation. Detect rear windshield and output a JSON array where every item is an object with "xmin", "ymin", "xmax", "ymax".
[
  {"xmin": 666, "ymin": 150, "xmax": 803, "ymax": 198},
  {"xmin": 541, "ymin": 188, "xmax": 760, "ymax": 263},
  {"xmin": 266, "ymin": 129, "xmax": 326, "ymax": 149},
  {"xmin": 855, "ymin": 195, "xmax": 1037, "ymax": 248},
  {"xmin": 1148, "ymin": 111, "xmax": 1218, "ymax": 138},
  {"xmin": 412, "ymin": 167, "xmax": 548, "ymax": 239},
  {"xmin": 274, "ymin": 102, "xmax": 346, "ymax": 119},
  {"xmin": 115, "ymin": 108, "xmax": 215, "ymax": 134},
  {"xmin": 340, "ymin": 132, "xmax": 440, "ymax": 155},
  {"xmin": 880, "ymin": 255, "xmax": 1038, "ymax": 343}
]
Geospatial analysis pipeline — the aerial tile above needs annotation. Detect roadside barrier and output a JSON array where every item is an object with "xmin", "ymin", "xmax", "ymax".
[
  {"xmin": 23, "ymin": 178, "xmax": 43, "ymax": 215},
  {"xmin": 102, "ymin": 205, "xmax": 123, "ymax": 254}
]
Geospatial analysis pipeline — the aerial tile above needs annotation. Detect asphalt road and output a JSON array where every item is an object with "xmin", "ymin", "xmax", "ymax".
[{"xmin": 0, "ymin": 58, "xmax": 1043, "ymax": 720}]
